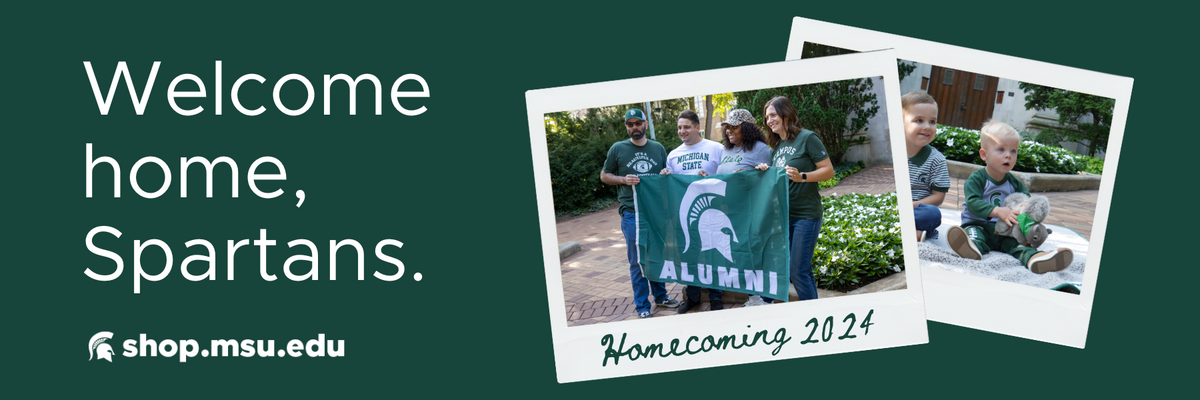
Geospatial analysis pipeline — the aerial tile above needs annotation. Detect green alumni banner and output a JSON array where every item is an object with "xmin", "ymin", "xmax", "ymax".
[{"xmin": 634, "ymin": 169, "xmax": 791, "ymax": 302}]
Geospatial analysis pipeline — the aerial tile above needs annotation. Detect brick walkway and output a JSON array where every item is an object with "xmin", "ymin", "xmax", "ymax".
[
  {"xmin": 557, "ymin": 209, "xmax": 683, "ymax": 325},
  {"xmin": 820, "ymin": 163, "xmax": 897, "ymax": 196},
  {"xmin": 555, "ymin": 163, "xmax": 1098, "ymax": 326}
]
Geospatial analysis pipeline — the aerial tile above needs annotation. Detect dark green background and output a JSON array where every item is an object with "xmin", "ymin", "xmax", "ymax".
[{"xmin": 3, "ymin": 1, "xmax": 1189, "ymax": 397}]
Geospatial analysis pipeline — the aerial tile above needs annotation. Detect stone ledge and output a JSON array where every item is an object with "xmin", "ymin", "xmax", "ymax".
[
  {"xmin": 946, "ymin": 160, "xmax": 1101, "ymax": 192},
  {"xmin": 558, "ymin": 241, "xmax": 581, "ymax": 260}
]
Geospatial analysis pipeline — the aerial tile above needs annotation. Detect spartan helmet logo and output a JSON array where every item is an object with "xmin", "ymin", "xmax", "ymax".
[
  {"xmin": 917, "ymin": 172, "xmax": 930, "ymax": 186},
  {"xmin": 988, "ymin": 192, "xmax": 1004, "ymax": 207},
  {"xmin": 89, "ymin": 331, "xmax": 115, "ymax": 362},
  {"xmin": 679, "ymin": 179, "xmax": 738, "ymax": 262}
]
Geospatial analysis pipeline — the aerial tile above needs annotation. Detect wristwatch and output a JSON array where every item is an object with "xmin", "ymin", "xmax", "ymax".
[{"xmin": 801, "ymin": 172, "xmax": 807, "ymax": 181}]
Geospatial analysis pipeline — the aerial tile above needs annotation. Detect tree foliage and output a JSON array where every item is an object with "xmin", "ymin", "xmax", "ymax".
[
  {"xmin": 795, "ymin": 77, "xmax": 880, "ymax": 165},
  {"xmin": 1018, "ymin": 82, "xmax": 1114, "ymax": 157},
  {"xmin": 543, "ymin": 99, "xmax": 691, "ymax": 213},
  {"xmin": 731, "ymin": 43, "xmax": 881, "ymax": 164},
  {"xmin": 544, "ymin": 108, "xmax": 626, "ymax": 213},
  {"xmin": 711, "ymin": 93, "xmax": 736, "ymax": 116},
  {"xmin": 645, "ymin": 98, "xmax": 690, "ymax": 147}
]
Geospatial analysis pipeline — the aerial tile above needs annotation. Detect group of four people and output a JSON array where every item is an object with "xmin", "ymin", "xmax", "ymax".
[{"xmin": 601, "ymin": 96, "xmax": 833, "ymax": 319}]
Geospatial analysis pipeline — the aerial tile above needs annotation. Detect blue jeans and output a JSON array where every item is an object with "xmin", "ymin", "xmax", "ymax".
[
  {"xmin": 622, "ymin": 210, "xmax": 669, "ymax": 313},
  {"xmin": 913, "ymin": 203, "xmax": 941, "ymax": 240},
  {"xmin": 765, "ymin": 217, "xmax": 821, "ymax": 303}
]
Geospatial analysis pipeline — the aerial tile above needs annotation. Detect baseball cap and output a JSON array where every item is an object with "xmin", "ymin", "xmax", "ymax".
[
  {"xmin": 624, "ymin": 108, "xmax": 646, "ymax": 121},
  {"xmin": 720, "ymin": 109, "xmax": 754, "ymax": 127}
]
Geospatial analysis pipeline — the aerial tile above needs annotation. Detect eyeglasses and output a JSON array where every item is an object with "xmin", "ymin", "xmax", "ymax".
[{"xmin": 625, "ymin": 120, "xmax": 644, "ymax": 128}]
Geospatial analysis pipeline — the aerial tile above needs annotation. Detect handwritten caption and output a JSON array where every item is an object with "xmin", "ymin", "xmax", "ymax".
[{"xmin": 600, "ymin": 309, "xmax": 875, "ymax": 366}]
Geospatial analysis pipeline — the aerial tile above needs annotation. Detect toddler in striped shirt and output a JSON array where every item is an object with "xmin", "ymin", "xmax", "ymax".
[{"xmin": 902, "ymin": 91, "xmax": 949, "ymax": 242}]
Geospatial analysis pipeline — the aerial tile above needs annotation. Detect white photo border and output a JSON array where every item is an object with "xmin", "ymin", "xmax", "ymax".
[
  {"xmin": 527, "ymin": 50, "xmax": 929, "ymax": 383},
  {"xmin": 785, "ymin": 17, "xmax": 1132, "ymax": 348}
]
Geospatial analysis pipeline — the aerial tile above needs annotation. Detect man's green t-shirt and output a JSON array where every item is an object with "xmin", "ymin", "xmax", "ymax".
[
  {"xmin": 603, "ymin": 139, "xmax": 667, "ymax": 215},
  {"xmin": 770, "ymin": 129, "xmax": 829, "ymax": 219}
]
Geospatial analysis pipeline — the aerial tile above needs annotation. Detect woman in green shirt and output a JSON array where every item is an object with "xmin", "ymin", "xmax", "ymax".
[{"xmin": 755, "ymin": 96, "xmax": 834, "ymax": 303}]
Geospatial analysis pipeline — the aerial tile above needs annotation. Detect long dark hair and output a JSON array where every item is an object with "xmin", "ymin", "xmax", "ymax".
[
  {"xmin": 765, "ymin": 96, "xmax": 803, "ymax": 148},
  {"xmin": 723, "ymin": 121, "xmax": 767, "ymax": 152}
]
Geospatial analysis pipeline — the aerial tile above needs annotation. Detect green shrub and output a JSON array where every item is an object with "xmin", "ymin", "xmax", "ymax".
[
  {"xmin": 1081, "ymin": 155, "xmax": 1104, "ymax": 175},
  {"xmin": 1024, "ymin": 129, "xmax": 1065, "ymax": 147},
  {"xmin": 813, "ymin": 192, "xmax": 904, "ymax": 289},
  {"xmin": 733, "ymin": 82, "xmax": 877, "ymax": 166},
  {"xmin": 545, "ymin": 110, "xmax": 625, "ymax": 213},
  {"xmin": 931, "ymin": 125, "xmax": 1085, "ymax": 174}
]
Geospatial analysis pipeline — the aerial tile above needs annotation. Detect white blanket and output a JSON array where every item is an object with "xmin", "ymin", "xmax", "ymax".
[{"xmin": 918, "ymin": 208, "xmax": 1086, "ymax": 291}]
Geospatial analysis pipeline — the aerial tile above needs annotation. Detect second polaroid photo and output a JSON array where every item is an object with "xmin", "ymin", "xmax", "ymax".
[{"xmin": 785, "ymin": 17, "xmax": 1132, "ymax": 348}]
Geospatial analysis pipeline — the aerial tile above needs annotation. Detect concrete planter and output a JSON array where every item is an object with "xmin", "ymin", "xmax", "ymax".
[{"xmin": 945, "ymin": 160, "xmax": 1101, "ymax": 192}]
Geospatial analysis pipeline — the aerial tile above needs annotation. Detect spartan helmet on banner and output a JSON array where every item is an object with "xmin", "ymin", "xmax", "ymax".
[
  {"xmin": 89, "ymin": 331, "xmax": 115, "ymax": 362},
  {"xmin": 680, "ymin": 179, "xmax": 739, "ymax": 262}
]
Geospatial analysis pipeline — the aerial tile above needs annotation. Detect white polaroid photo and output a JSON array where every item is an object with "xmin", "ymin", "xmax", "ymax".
[
  {"xmin": 785, "ymin": 17, "xmax": 1132, "ymax": 348},
  {"xmin": 527, "ymin": 49, "xmax": 928, "ymax": 383}
]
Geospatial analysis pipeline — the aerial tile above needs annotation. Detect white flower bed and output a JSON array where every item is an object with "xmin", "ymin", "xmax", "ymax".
[{"xmin": 813, "ymin": 192, "xmax": 904, "ymax": 289}]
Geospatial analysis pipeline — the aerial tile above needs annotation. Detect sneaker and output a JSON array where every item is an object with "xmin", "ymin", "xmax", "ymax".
[
  {"xmin": 947, "ymin": 226, "xmax": 982, "ymax": 260},
  {"xmin": 656, "ymin": 298, "xmax": 681, "ymax": 308},
  {"xmin": 710, "ymin": 300, "xmax": 724, "ymax": 311},
  {"xmin": 638, "ymin": 311, "xmax": 652, "ymax": 318},
  {"xmin": 677, "ymin": 298, "xmax": 697, "ymax": 314},
  {"xmin": 927, "ymin": 229, "xmax": 939, "ymax": 242},
  {"xmin": 1028, "ymin": 248, "xmax": 1073, "ymax": 274},
  {"xmin": 743, "ymin": 295, "xmax": 766, "ymax": 307}
]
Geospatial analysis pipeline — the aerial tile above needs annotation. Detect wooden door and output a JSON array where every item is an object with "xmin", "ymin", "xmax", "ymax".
[{"xmin": 926, "ymin": 66, "xmax": 999, "ymax": 130}]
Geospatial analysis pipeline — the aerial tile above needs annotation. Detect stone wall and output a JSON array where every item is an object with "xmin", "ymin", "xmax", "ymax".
[{"xmin": 842, "ymin": 76, "xmax": 893, "ymax": 165}]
